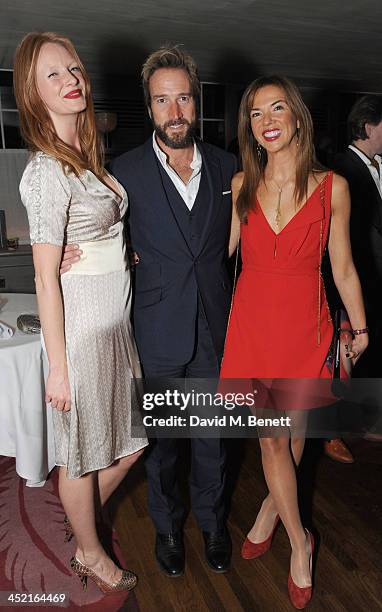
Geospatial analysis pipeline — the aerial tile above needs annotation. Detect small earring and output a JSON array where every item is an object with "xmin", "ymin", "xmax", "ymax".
[
  {"xmin": 296, "ymin": 127, "xmax": 300, "ymax": 147},
  {"xmin": 257, "ymin": 143, "xmax": 263, "ymax": 160}
]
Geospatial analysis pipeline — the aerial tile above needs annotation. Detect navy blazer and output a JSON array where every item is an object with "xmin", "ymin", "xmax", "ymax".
[{"xmin": 110, "ymin": 138, "xmax": 237, "ymax": 366}]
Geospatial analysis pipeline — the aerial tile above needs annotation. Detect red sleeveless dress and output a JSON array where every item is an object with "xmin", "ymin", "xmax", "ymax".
[{"xmin": 220, "ymin": 172, "xmax": 335, "ymax": 409}]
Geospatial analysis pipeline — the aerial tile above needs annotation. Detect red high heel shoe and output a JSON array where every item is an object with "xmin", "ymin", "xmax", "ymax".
[
  {"xmin": 288, "ymin": 530, "xmax": 315, "ymax": 609},
  {"xmin": 241, "ymin": 514, "xmax": 280, "ymax": 559}
]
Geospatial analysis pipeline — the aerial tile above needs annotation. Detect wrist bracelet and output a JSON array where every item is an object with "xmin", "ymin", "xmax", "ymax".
[{"xmin": 352, "ymin": 327, "xmax": 369, "ymax": 335}]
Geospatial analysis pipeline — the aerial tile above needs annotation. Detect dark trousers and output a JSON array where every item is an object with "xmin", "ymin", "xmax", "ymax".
[{"xmin": 142, "ymin": 303, "xmax": 226, "ymax": 533}]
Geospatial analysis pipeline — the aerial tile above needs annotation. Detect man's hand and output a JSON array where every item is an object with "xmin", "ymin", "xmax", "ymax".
[{"xmin": 60, "ymin": 244, "xmax": 82, "ymax": 275}]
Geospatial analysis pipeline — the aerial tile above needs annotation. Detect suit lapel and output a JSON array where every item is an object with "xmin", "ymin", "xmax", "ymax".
[
  {"xmin": 141, "ymin": 139, "xmax": 194, "ymax": 257},
  {"xmin": 347, "ymin": 149, "xmax": 382, "ymax": 229},
  {"xmin": 347, "ymin": 149, "xmax": 382, "ymax": 204},
  {"xmin": 195, "ymin": 141, "xmax": 223, "ymax": 257},
  {"xmin": 140, "ymin": 138, "xmax": 227, "ymax": 258}
]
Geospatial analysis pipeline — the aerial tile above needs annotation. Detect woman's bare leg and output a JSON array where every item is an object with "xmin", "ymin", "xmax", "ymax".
[
  {"xmin": 58, "ymin": 467, "xmax": 124, "ymax": 583},
  {"xmin": 247, "ymin": 409, "xmax": 308, "ymax": 542},
  {"xmin": 256, "ymin": 437, "xmax": 312, "ymax": 587},
  {"xmin": 97, "ymin": 449, "xmax": 144, "ymax": 508},
  {"xmin": 247, "ymin": 435, "xmax": 305, "ymax": 542}
]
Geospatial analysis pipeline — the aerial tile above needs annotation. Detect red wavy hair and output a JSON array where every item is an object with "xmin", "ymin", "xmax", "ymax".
[{"xmin": 14, "ymin": 31, "xmax": 104, "ymax": 177}]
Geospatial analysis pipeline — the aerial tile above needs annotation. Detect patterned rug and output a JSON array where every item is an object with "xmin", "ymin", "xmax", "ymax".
[{"xmin": 0, "ymin": 457, "xmax": 139, "ymax": 611}]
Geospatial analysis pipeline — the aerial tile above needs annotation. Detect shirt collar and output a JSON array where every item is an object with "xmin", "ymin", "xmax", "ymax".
[
  {"xmin": 152, "ymin": 132, "xmax": 202, "ymax": 172},
  {"xmin": 349, "ymin": 144, "xmax": 381, "ymax": 168}
]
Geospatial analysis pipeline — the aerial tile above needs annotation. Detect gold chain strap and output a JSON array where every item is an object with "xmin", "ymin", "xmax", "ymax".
[
  {"xmin": 317, "ymin": 173, "xmax": 329, "ymax": 345},
  {"xmin": 223, "ymin": 239, "xmax": 240, "ymax": 355}
]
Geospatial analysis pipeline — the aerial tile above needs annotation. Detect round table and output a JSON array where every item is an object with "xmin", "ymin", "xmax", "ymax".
[{"xmin": 0, "ymin": 293, "xmax": 55, "ymax": 486}]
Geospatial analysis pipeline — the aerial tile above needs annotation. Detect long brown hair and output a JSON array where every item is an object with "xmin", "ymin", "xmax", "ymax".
[
  {"xmin": 237, "ymin": 75, "xmax": 323, "ymax": 223},
  {"xmin": 14, "ymin": 31, "xmax": 104, "ymax": 177}
]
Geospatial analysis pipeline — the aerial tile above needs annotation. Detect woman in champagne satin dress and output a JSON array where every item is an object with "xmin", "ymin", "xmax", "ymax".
[
  {"xmin": 15, "ymin": 32, "xmax": 147, "ymax": 594},
  {"xmin": 221, "ymin": 76, "xmax": 368, "ymax": 608}
]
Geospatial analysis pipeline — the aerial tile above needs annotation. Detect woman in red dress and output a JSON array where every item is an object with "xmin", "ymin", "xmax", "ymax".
[{"xmin": 221, "ymin": 76, "xmax": 368, "ymax": 608}]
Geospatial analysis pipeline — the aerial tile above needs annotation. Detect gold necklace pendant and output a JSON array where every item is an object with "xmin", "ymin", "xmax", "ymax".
[
  {"xmin": 269, "ymin": 174, "xmax": 294, "ymax": 230},
  {"xmin": 275, "ymin": 187, "xmax": 282, "ymax": 229}
]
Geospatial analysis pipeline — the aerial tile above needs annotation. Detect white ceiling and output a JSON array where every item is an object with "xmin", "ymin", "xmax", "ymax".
[{"xmin": 1, "ymin": 0, "xmax": 382, "ymax": 91}]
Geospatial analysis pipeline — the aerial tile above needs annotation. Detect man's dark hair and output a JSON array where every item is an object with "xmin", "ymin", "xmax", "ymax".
[
  {"xmin": 141, "ymin": 45, "xmax": 200, "ymax": 109},
  {"xmin": 348, "ymin": 94, "xmax": 382, "ymax": 142}
]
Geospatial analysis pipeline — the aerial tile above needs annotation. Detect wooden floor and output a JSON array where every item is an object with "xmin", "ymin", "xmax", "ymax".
[{"xmin": 111, "ymin": 438, "xmax": 382, "ymax": 612}]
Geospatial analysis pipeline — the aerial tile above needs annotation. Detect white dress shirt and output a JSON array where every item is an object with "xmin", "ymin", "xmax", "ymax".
[
  {"xmin": 152, "ymin": 132, "xmax": 202, "ymax": 210},
  {"xmin": 349, "ymin": 144, "xmax": 382, "ymax": 199}
]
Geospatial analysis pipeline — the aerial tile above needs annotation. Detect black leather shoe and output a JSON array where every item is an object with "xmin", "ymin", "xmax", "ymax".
[
  {"xmin": 202, "ymin": 528, "xmax": 232, "ymax": 572},
  {"xmin": 155, "ymin": 532, "xmax": 185, "ymax": 577}
]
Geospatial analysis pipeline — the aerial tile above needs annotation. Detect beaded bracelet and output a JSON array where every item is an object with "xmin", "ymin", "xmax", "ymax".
[{"xmin": 352, "ymin": 327, "xmax": 369, "ymax": 335}]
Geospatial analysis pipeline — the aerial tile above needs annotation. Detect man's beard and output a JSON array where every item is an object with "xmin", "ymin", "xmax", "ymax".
[{"xmin": 154, "ymin": 118, "xmax": 197, "ymax": 149}]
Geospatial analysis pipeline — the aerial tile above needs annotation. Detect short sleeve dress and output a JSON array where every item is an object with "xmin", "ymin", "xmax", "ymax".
[{"xmin": 20, "ymin": 152, "xmax": 148, "ymax": 478}]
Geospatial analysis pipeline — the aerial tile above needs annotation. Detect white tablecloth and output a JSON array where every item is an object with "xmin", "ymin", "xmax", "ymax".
[{"xmin": 0, "ymin": 293, "xmax": 55, "ymax": 486}]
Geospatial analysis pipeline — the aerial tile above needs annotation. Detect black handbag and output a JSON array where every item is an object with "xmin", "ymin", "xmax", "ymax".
[{"xmin": 326, "ymin": 308, "xmax": 353, "ymax": 397}]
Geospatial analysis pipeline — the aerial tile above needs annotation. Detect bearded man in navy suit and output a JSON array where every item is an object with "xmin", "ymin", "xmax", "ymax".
[{"xmin": 63, "ymin": 46, "xmax": 236, "ymax": 576}]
